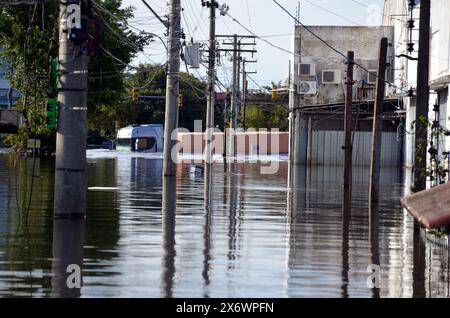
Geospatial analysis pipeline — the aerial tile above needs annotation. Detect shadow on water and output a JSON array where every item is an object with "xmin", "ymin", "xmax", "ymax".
[{"xmin": 0, "ymin": 151, "xmax": 449, "ymax": 297}]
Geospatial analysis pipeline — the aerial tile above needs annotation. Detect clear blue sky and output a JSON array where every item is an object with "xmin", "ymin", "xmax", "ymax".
[{"xmin": 122, "ymin": 0, "xmax": 385, "ymax": 89}]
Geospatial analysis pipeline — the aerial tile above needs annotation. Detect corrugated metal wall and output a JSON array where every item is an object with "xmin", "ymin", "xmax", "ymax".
[{"xmin": 309, "ymin": 130, "xmax": 402, "ymax": 167}]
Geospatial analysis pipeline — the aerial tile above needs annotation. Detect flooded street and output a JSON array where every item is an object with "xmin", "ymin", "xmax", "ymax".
[{"xmin": 0, "ymin": 149, "xmax": 449, "ymax": 298}]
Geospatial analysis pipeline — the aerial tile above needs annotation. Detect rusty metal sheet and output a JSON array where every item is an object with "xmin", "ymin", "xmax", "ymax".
[{"xmin": 401, "ymin": 182, "xmax": 450, "ymax": 229}]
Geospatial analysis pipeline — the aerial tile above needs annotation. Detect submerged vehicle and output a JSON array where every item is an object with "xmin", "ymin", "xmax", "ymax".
[{"xmin": 116, "ymin": 124, "xmax": 164, "ymax": 152}]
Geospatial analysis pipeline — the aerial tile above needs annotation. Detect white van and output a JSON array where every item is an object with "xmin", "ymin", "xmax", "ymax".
[{"xmin": 116, "ymin": 124, "xmax": 164, "ymax": 152}]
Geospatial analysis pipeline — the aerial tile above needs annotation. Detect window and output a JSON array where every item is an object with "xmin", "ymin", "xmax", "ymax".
[
  {"xmin": 134, "ymin": 137, "xmax": 157, "ymax": 151},
  {"xmin": 367, "ymin": 70, "xmax": 377, "ymax": 84}
]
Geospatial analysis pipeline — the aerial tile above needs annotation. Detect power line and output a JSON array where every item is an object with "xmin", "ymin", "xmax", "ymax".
[
  {"xmin": 225, "ymin": 12, "xmax": 293, "ymax": 56},
  {"xmin": 303, "ymin": 0, "xmax": 360, "ymax": 26},
  {"xmin": 272, "ymin": 0, "xmax": 410, "ymax": 95}
]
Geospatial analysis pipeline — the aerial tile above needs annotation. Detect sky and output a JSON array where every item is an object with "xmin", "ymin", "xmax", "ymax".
[{"xmin": 121, "ymin": 0, "xmax": 385, "ymax": 90}]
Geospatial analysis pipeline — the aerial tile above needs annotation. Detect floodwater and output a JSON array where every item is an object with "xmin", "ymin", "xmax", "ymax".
[{"xmin": 0, "ymin": 149, "xmax": 449, "ymax": 298}]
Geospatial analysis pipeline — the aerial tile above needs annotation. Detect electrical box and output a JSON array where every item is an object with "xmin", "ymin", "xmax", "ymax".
[{"xmin": 184, "ymin": 43, "xmax": 200, "ymax": 69}]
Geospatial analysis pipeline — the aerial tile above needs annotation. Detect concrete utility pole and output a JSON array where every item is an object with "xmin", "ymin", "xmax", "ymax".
[
  {"xmin": 228, "ymin": 34, "xmax": 238, "ymax": 159},
  {"xmin": 342, "ymin": 51, "xmax": 354, "ymax": 219},
  {"xmin": 414, "ymin": 0, "xmax": 431, "ymax": 192},
  {"xmin": 205, "ymin": 0, "xmax": 216, "ymax": 164},
  {"xmin": 242, "ymin": 59, "xmax": 247, "ymax": 130},
  {"xmin": 163, "ymin": 0, "xmax": 181, "ymax": 176},
  {"xmin": 236, "ymin": 41, "xmax": 242, "ymax": 127},
  {"xmin": 369, "ymin": 38, "xmax": 388, "ymax": 206},
  {"xmin": 54, "ymin": 0, "xmax": 89, "ymax": 218},
  {"xmin": 241, "ymin": 58, "xmax": 256, "ymax": 131}
]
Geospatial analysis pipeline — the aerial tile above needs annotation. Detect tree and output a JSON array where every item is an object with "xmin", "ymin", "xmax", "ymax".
[
  {"xmin": 0, "ymin": 0, "xmax": 151, "ymax": 150},
  {"xmin": 88, "ymin": 0, "xmax": 152, "ymax": 138},
  {"xmin": 126, "ymin": 64, "xmax": 207, "ymax": 132},
  {"xmin": 244, "ymin": 104, "xmax": 288, "ymax": 131}
]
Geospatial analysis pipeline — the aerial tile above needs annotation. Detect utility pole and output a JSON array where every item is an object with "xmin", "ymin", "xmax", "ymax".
[
  {"xmin": 242, "ymin": 60, "xmax": 247, "ymax": 130},
  {"xmin": 54, "ymin": 0, "xmax": 89, "ymax": 218},
  {"xmin": 163, "ymin": 0, "xmax": 181, "ymax": 176},
  {"xmin": 241, "ymin": 58, "xmax": 256, "ymax": 130},
  {"xmin": 228, "ymin": 34, "xmax": 238, "ymax": 159},
  {"xmin": 414, "ymin": 0, "xmax": 431, "ymax": 192},
  {"xmin": 369, "ymin": 38, "xmax": 388, "ymax": 206},
  {"xmin": 342, "ymin": 51, "xmax": 354, "ymax": 219},
  {"xmin": 216, "ymin": 35, "xmax": 256, "ymax": 158},
  {"xmin": 236, "ymin": 41, "xmax": 242, "ymax": 128},
  {"xmin": 205, "ymin": 0, "xmax": 217, "ymax": 164}
]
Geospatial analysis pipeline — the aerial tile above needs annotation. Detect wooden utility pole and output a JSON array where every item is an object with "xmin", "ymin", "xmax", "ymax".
[
  {"xmin": 163, "ymin": 0, "xmax": 181, "ymax": 176},
  {"xmin": 205, "ymin": 0, "xmax": 216, "ymax": 164},
  {"xmin": 54, "ymin": 0, "xmax": 89, "ymax": 218},
  {"xmin": 342, "ymin": 51, "xmax": 354, "ymax": 218},
  {"xmin": 414, "ymin": 0, "xmax": 431, "ymax": 192},
  {"xmin": 369, "ymin": 38, "xmax": 388, "ymax": 205}
]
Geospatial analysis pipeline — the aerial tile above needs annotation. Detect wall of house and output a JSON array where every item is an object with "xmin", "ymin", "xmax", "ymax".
[
  {"xmin": 0, "ymin": 56, "xmax": 19, "ymax": 109},
  {"xmin": 293, "ymin": 26, "xmax": 395, "ymax": 106},
  {"xmin": 383, "ymin": 0, "xmax": 450, "ymax": 171},
  {"xmin": 430, "ymin": 0, "xmax": 450, "ymax": 83}
]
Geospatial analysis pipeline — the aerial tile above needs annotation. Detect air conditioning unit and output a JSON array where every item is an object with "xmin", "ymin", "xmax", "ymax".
[
  {"xmin": 298, "ymin": 81, "xmax": 317, "ymax": 95},
  {"xmin": 366, "ymin": 69, "xmax": 378, "ymax": 84},
  {"xmin": 298, "ymin": 63, "xmax": 315, "ymax": 76},
  {"xmin": 322, "ymin": 70, "xmax": 341, "ymax": 84}
]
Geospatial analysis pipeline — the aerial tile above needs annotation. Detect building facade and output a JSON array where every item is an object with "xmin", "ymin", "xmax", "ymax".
[
  {"xmin": 289, "ymin": 25, "xmax": 404, "ymax": 167},
  {"xmin": 383, "ymin": 0, "xmax": 450, "ymax": 178}
]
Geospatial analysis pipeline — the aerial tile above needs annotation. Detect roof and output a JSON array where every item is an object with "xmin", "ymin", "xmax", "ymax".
[{"xmin": 401, "ymin": 182, "xmax": 450, "ymax": 229}]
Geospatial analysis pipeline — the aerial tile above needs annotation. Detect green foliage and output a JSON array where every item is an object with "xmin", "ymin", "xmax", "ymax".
[
  {"xmin": 88, "ymin": 0, "xmax": 152, "ymax": 137},
  {"xmin": 0, "ymin": 0, "xmax": 151, "ymax": 150},
  {"xmin": 245, "ymin": 104, "xmax": 288, "ymax": 131},
  {"xmin": 410, "ymin": 114, "xmax": 450, "ymax": 191},
  {"xmin": 0, "ymin": 1, "xmax": 58, "ymax": 146},
  {"xmin": 126, "ymin": 64, "xmax": 207, "ymax": 132}
]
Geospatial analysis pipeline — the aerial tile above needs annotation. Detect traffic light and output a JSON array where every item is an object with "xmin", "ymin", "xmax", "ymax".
[
  {"xmin": 131, "ymin": 87, "xmax": 139, "ymax": 103},
  {"xmin": 178, "ymin": 94, "xmax": 183, "ymax": 107},
  {"xmin": 271, "ymin": 85, "xmax": 278, "ymax": 101},
  {"xmin": 46, "ymin": 98, "xmax": 58, "ymax": 130}
]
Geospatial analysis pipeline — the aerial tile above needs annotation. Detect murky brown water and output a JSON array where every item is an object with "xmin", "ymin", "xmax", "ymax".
[{"xmin": 0, "ymin": 149, "xmax": 449, "ymax": 297}]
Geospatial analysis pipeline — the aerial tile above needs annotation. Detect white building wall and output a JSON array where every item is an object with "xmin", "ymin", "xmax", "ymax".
[
  {"xmin": 430, "ymin": 0, "xmax": 450, "ymax": 81},
  {"xmin": 384, "ymin": 0, "xmax": 450, "ymax": 171}
]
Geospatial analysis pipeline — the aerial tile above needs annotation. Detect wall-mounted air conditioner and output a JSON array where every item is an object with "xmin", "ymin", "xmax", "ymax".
[
  {"xmin": 322, "ymin": 70, "xmax": 341, "ymax": 84},
  {"xmin": 366, "ymin": 69, "xmax": 378, "ymax": 84},
  {"xmin": 298, "ymin": 81, "xmax": 317, "ymax": 95},
  {"xmin": 298, "ymin": 63, "xmax": 315, "ymax": 76}
]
